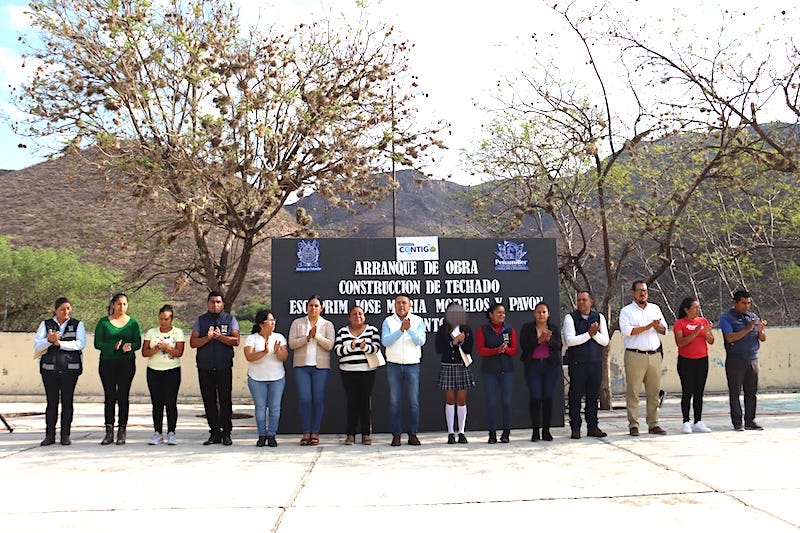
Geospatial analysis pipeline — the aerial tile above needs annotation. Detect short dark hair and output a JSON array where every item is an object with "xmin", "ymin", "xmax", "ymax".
[
  {"xmin": 630, "ymin": 280, "xmax": 646, "ymax": 291},
  {"xmin": 732, "ymin": 289, "xmax": 750, "ymax": 302},
  {"xmin": 54, "ymin": 297, "xmax": 70, "ymax": 310},
  {"xmin": 395, "ymin": 294, "xmax": 411, "ymax": 302},
  {"xmin": 576, "ymin": 290, "xmax": 593, "ymax": 301},
  {"xmin": 252, "ymin": 309, "xmax": 274, "ymax": 334},
  {"xmin": 207, "ymin": 291, "xmax": 224, "ymax": 302}
]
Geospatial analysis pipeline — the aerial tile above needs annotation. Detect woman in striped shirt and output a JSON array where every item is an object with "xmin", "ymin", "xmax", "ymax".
[{"xmin": 334, "ymin": 305, "xmax": 382, "ymax": 445}]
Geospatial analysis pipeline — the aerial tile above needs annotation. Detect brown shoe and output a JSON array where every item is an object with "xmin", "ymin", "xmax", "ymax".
[
  {"xmin": 629, "ymin": 427, "xmax": 639, "ymax": 436},
  {"xmin": 390, "ymin": 434, "xmax": 401, "ymax": 447},
  {"xmin": 648, "ymin": 426, "xmax": 667, "ymax": 435},
  {"xmin": 587, "ymin": 428, "xmax": 607, "ymax": 438},
  {"xmin": 570, "ymin": 429, "xmax": 581, "ymax": 439},
  {"xmin": 408, "ymin": 434, "xmax": 421, "ymax": 446},
  {"xmin": 344, "ymin": 435, "xmax": 355, "ymax": 445},
  {"xmin": 361, "ymin": 434, "xmax": 372, "ymax": 445}
]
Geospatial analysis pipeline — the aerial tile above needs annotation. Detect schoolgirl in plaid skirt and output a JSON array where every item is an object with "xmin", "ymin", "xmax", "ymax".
[{"xmin": 436, "ymin": 302, "xmax": 475, "ymax": 444}]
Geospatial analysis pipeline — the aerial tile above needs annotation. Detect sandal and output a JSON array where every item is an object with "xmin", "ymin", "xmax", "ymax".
[
  {"xmin": 309, "ymin": 433, "xmax": 320, "ymax": 446},
  {"xmin": 300, "ymin": 433, "xmax": 310, "ymax": 446}
]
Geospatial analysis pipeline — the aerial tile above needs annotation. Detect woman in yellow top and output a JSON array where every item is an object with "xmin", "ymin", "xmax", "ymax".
[
  {"xmin": 142, "ymin": 305, "xmax": 185, "ymax": 445},
  {"xmin": 94, "ymin": 293, "xmax": 142, "ymax": 445}
]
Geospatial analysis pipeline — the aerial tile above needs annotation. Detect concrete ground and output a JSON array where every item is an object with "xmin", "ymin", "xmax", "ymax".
[{"xmin": 1, "ymin": 392, "xmax": 799, "ymax": 532}]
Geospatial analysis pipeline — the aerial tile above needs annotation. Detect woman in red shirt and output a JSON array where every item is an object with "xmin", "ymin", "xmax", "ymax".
[
  {"xmin": 673, "ymin": 297, "xmax": 715, "ymax": 434},
  {"xmin": 475, "ymin": 303, "xmax": 518, "ymax": 443}
]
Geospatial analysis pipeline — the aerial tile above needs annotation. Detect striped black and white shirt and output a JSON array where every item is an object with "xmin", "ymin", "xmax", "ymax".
[{"xmin": 334, "ymin": 324, "xmax": 381, "ymax": 372}]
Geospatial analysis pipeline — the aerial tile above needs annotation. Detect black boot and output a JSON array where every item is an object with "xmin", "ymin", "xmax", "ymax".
[
  {"xmin": 100, "ymin": 424, "xmax": 114, "ymax": 445},
  {"xmin": 40, "ymin": 434, "xmax": 56, "ymax": 446},
  {"xmin": 542, "ymin": 398, "xmax": 554, "ymax": 441},
  {"xmin": 488, "ymin": 430, "xmax": 497, "ymax": 444},
  {"xmin": 116, "ymin": 425, "xmax": 126, "ymax": 445},
  {"xmin": 500, "ymin": 429, "xmax": 511, "ymax": 443},
  {"xmin": 530, "ymin": 398, "xmax": 541, "ymax": 442}
]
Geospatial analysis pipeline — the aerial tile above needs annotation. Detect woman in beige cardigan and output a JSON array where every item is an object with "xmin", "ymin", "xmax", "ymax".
[{"xmin": 289, "ymin": 295, "xmax": 335, "ymax": 445}]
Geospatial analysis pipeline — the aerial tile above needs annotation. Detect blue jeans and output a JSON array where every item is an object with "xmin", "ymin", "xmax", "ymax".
[
  {"xmin": 524, "ymin": 360, "xmax": 560, "ymax": 400},
  {"xmin": 387, "ymin": 362, "xmax": 420, "ymax": 435},
  {"xmin": 247, "ymin": 375, "xmax": 285, "ymax": 436},
  {"xmin": 294, "ymin": 366, "xmax": 329, "ymax": 433},
  {"xmin": 483, "ymin": 371, "xmax": 514, "ymax": 431}
]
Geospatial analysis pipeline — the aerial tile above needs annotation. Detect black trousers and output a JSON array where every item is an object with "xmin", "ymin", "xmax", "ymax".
[
  {"xmin": 677, "ymin": 356, "xmax": 708, "ymax": 423},
  {"xmin": 341, "ymin": 370, "xmax": 376, "ymax": 435},
  {"xmin": 198, "ymin": 368, "xmax": 233, "ymax": 436},
  {"xmin": 725, "ymin": 357, "xmax": 759, "ymax": 426},
  {"xmin": 147, "ymin": 367, "xmax": 181, "ymax": 434},
  {"xmin": 567, "ymin": 361, "xmax": 602, "ymax": 430},
  {"xmin": 99, "ymin": 358, "xmax": 136, "ymax": 425},
  {"xmin": 41, "ymin": 371, "xmax": 79, "ymax": 437}
]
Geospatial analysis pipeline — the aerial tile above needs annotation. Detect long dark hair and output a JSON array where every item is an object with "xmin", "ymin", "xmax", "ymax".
[
  {"xmin": 252, "ymin": 309, "xmax": 273, "ymax": 334},
  {"xmin": 677, "ymin": 297, "xmax": 697, "ymax": 320}
]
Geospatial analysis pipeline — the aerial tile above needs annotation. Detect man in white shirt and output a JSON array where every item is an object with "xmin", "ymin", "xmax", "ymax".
[
  {"xmin": 563, "ymin": 290, "xmax": 610, "ymax": 439},
  {"xmin": 381, "ymin": 294, "xmax": 426, "ymax": 446},
  {"xmin": 619, "ymin": 281, "xmax": 668, "ymax": 436}
]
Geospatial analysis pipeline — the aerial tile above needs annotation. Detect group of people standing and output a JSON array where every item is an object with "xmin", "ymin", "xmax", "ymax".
[{"xmin": 33, "ymin": 284, "xmax": 768, "ymax": 448}]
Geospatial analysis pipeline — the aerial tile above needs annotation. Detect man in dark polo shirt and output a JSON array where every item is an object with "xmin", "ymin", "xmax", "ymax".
[{"xmin": 720, "ymin": 289, "xmax": 767, "ymax": 431}]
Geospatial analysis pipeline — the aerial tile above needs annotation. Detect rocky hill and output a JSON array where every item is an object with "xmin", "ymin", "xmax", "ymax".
[{"xmin": 0, "ymin": 153, "xmax": 298, "ymax": 317}]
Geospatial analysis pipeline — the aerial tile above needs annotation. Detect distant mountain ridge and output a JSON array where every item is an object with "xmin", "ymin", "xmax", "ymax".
[{"xmin": 288, "ymin": 169, "xmax": 488, "ymax": 237}]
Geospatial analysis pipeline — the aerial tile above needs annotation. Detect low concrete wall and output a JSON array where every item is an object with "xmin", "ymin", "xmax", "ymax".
[
  {"xmin": 1, "ymin": 328, "xmax": 798, "ymax": 398},
  {"xmin": 608, "ymin": 326, "xmax": 800, "ymax": 394},
  {"xmin": 0, "ymin": 333, "xmax": 247, "ymax": 398}
]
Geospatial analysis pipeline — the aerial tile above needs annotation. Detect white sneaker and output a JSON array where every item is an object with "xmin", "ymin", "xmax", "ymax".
[
  {"xmin": 167, "ymin": 432, "xmax": 177, "ymax": 445},
  {"xmin": 693, "ymin": 421, "xmax": 712, "ymax": 433},
  {"xmin": 681, "ymin": 422, "xmax": 692, "ymax": 434},
  {"xmin": 149, "ymin": 432, "xmax": 164, "ymax": 445}
]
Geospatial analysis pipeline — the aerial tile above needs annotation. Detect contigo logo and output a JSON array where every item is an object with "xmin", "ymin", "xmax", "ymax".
[{"xmin": 398, "ymin": 243, "xmax": 437, "ymax": 254}]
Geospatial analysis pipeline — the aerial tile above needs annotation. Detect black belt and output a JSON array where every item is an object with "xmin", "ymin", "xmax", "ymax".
[{"xmin": 627, "ymin": 348, "xmax": 658, "ymax": 355}]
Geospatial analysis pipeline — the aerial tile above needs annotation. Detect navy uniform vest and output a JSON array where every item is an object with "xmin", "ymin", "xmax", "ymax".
[
  {"xmin": 40, "ymin": 318, "xmax": 83, "ymax": 375},
  {"xmin": 566, "ymin": 310, "xmax": 603, "ymax": 364},
  {"xmin": 196, "ymin": 312, "xmax": 236, "ymax": 369},
  {"xmin": 480, "ymin": 323, "xmax": 514, "ymax": 374}
]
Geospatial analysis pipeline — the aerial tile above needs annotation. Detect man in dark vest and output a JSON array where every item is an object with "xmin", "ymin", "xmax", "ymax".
[
  {"xmin": 562, "ymin": 290, "xmax": 609, "ymax": 439},
  {"xmin": 190, "ymin": 291, "xmax": 240, "ymax": 445},
  {"xmin": 719, "ymin": 289, "xmax": 767, "ymax": 431}
]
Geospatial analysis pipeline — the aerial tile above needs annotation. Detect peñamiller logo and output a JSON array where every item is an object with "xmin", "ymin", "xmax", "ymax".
[
  {"xmin": 494, "ymin": 240, "xmax": 529, "ymax": 271},
  {"xmin": 395, "ymin": 236, "xmax": 439, "ymax": 261}
]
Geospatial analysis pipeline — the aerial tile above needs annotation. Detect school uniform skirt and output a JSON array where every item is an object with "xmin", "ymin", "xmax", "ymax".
[{"xmin": 437, "ymin": 362, "xmax": 476, "ymax": 390}]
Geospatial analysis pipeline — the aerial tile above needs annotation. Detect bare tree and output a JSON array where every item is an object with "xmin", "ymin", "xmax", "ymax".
[
  {"xmin": 463, "ymin": 3, "xmax": 786, "ymax": 407},
  {"xmin": 15, "ymin": 0, "xmax": 442, "ymax": 309}
]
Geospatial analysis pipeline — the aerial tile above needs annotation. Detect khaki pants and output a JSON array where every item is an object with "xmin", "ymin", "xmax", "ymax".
[{"xmin": 624, "ymin": 350, "xmax": 661, "ymax": 429}]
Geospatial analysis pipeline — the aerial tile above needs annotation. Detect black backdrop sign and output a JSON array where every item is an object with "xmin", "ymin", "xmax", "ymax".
[{"xmin": 270, "ymin": 237, "xmax": 562, "ymax": 435}]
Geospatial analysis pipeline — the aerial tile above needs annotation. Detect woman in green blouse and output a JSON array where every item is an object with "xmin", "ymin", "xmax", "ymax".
[{"xmin": 94, "ymin": 293, "xmax": 141, "ymax": 445}]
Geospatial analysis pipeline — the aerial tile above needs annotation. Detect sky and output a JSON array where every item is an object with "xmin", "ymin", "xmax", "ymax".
[{"xmin": 0, "ymin": 0, "xmax": 795, "ymax": 183}]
